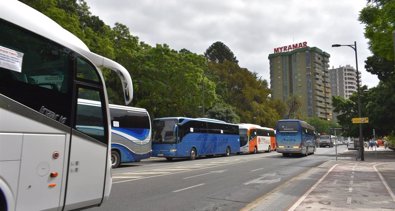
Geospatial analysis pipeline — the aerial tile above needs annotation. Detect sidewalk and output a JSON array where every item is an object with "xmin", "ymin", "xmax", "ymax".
[{"xmin": 290, "ymin": 147, "xmax": 395, "ymax": 211}]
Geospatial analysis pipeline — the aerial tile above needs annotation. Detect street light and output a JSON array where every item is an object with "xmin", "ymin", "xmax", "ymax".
[{"xmin": 332, "ymin": 41, "xmax": 364, "ymax": 161}]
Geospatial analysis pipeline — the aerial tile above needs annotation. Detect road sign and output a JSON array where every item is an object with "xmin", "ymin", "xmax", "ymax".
[{"xmin": 352, "ymin": 117, "xmax": 369, "ymax": 124}]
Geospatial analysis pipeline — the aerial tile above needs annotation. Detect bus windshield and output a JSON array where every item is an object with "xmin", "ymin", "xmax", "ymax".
[
  {"xmin": 277, "ymin": 121, "xmax": 299, "ymax": 132},
  {"xmin": 239, "ymin": 128, "xmax": 248, "ymax": 147},
  {"xmin": 152, "ymin": 119, "xmax": 178, "ymax": 144}
]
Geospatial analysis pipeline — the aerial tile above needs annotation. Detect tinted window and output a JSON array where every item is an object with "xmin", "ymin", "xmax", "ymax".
[
  {"xmin": 76, "ymin": 57, "xmax": 100, "ymax": 82},
  {"xmin": 0, "ymin": 19, "xmax": 72, "ymax": 125},
  {"xmin": 239, "ymin": 129, "xmax": 248, "ymax": 146},
  {"xmin": 75, "ymin": 89, "xmax": 106, "ymax": 143},
  {"xmin": 110, "ymin": 108, "xmax": 150, "ymax": 129},
  {"xmin": 152, "ymin": 119, "xmax": 178, "ymax": 144},
  {"xmin": 277, "ymin": 121, "xmax": 299, "ymax": 132},
  {"xmin": 178, "ymin": 120, "xmax": 239, "ymax": 141}
]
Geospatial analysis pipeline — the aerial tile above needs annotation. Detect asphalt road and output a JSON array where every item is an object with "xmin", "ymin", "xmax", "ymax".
[{"xmin": 88, "ymin": 145, "xmax": 348, "ymax": 211}]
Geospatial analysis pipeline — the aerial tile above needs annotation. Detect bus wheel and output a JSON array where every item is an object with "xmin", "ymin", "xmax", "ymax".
[
  {"xmin": 0, "ymin": 190, "xmax": 7, "ymax": 211},
  {"xmin": 111, "ymin": 150, "xmax": 121, "ymax": 168},
  {"xmin": 225, "ymin": 147, "xmax": 231, "ymax": 156},
  {"xmin": 166, "ymin": 157, "xmax": 173, "ymax": 161},
  {"xmin": 190, "ymin": 148, "xmax": 197, "ymax": 160},
  {"xmin": 267, "ymin": 145, "xmax": 271, "ymax": 152},
  {"xmin": 282, "ymin": 153, "xmax": 289, "ymax": 157},
  {"xmin": 253, "ymin": 147, "xmax": 257, "ymax": 154}
]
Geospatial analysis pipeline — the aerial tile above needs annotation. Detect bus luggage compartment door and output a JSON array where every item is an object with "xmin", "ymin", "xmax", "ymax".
[{"xmin": 16, "ymin": 134, "xmax": 66, "ymax": 211}]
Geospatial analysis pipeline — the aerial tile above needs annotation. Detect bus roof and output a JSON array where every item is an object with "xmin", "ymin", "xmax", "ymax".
[
  {"xmin": 154, "ymin": 117, "xmax": 236, "ymax": 125},
  {"xmin": 1, "ymin": 1, "xmax": 133, "ymax": 105},
  {"xmin": 238, "ymin": 123, "xmax": 275, "ymax": 131},
  {"xmin": 276, "ymin": 119, "xmax": 315, "ymax": 131},
  {"xmin": 109, "ymin": 104, "xmax": 148, "ymax": 113}
]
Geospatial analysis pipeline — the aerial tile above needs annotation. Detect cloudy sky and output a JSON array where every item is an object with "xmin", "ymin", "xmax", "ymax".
[{"xmin": 85, "ymin": 0, "xmax": 379, "ymax": 88}]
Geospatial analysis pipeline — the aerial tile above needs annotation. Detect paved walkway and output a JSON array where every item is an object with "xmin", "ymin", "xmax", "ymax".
[{"xmin": 249, "ymin": 147, "xmax": 395, "ymax": 211}]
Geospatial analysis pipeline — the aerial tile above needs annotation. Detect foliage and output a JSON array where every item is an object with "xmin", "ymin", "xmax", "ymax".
[
  {"xmin": 359, "ymin": 0, "xmax": 395, "ymax": 61},
  {"xmin": 204, "ymin": 41, "xmax": 238, "ymax": 64},
  {"xmin": 306, "ymin": 117, "xmax": 340, "ymax": 135},
  {"xmin": 206, "ymin": 60, "xmax": 280, "ymax": 127},
  {"xmin": 206, "ymin": 101, "xmax": 240, "ymax": 123},
  {"xmin": 285, "ymin": 96, "xmax": 302, "ymax": 119},
  {"xmin": 332, "ymin": 87, "xmax": 376, "ymax": 139},
  {"xmin": 22, "ymin": 0, "xmax": 284, "ymax": 125},
  {"xmin": 365, "ymin": 80, "xmax": 395, "ymax": 136}
]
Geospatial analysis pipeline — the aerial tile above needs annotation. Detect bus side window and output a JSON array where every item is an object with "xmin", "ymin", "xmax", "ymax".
[
  {"xmin": 76, "ymin": 57, "xmax": 100, "ymax": 82},
  {"xmin": 75, "ymin": 89, "xmax": 106, "ymax": 143}
]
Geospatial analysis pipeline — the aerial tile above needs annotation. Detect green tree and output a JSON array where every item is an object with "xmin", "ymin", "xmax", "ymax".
[
  {"xmin": 206, "ymin": 101, "xmax": 240, "ymax": 123},
  {"xmin": 204, "ymin": 41, "xmax": 238, "ymax": 64},
  {"xmin": 359, "ymin": 0, "xmax": 395, "ymax": 61},
  {"xmin": 332, "ymin": 87, "xmax": 374, "ymax": 138},
  {"xmin": 306, "ymin": 117, "xmax": 339, "ymax": 135}
]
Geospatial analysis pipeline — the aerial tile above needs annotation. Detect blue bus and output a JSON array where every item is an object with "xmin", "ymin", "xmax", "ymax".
[
  {"xmin": 275, "ymin": 119, "xmax": 316, "ymax": 157},
  {"xmin": 109, "ymin": 104, "xmax": 151, "ymax": 168},
  {"xmin": 152, "ymin": 117, "xmax": 240, "ymax": 160}
]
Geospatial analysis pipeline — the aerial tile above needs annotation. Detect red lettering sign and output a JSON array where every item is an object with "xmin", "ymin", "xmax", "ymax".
[{"xmin": 273, "ymin": 42, "xmax": 308, "ymax": 53}]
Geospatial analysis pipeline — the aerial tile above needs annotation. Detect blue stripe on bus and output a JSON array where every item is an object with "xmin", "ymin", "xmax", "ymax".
[{"xmin": 112, "ymin": 127, "xmax": 150, "ymax": 140}]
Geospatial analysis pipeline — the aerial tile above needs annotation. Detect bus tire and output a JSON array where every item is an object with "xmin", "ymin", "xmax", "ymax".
[
  {"xmin": 166, "ymin": 157, "xmax": 173, "ymax": 161},
  {"xmin": 190, "ymin": 148, "xmax": 197, "ymax": 160},
  {"xmin": 282, "ymin": 153, "xmax": 289, "ymax": 157},
  {"xmin": 267, "ymin": 145, "xmax": 271, "ymax": 152},
  {"xmin": 253, "ymin": 147, "xmax": 257, "ymax": 154},
  {"xmin": 225, "ymin": 147, "xmax": 231, "ymax": 156},
  {"xmin": 111, "ymin": 150, "xmax": 121, "ymax": 168},
  {"xmin": 0, "ymin": 190, "xmax": 7, "ymax": 211}
]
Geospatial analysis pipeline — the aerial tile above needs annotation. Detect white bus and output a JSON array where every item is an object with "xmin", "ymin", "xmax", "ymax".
[
  {"xmin": 0, "ymin": 1, "xmax": 133, "ymax": 211},
  {"xmin": 239, "ymin": 124, "xmax": 276, "ymax": 154}
]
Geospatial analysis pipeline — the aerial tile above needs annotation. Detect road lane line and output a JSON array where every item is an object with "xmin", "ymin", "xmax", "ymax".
[
  {"xmin": 183, "ymin": 169, "xmax": 227, "ymax": 179},
  {"xmin": 172, "ymin": 183, "xmax": 205, "ymax": 193},
  {"xmin": 112, "ymin": 153, "xmax": 276, "ymax": 184},
  {"xmin": 113, "ymin": 176, "xmax": 143, "ymax": 179},
  {"xmin": 347, "ymin": 197, "xmax": 352, "ymax": 204},
  {"xmin": 287, "ymin": 164, "xmax": 338, "ymax": 211},
  {"xmin": 374, "ymin": 164, "xmax": 395, "ymax": 202},
  {"xmin": 251, "ymin": 168, "xmax": 265, "ymax": 172}
]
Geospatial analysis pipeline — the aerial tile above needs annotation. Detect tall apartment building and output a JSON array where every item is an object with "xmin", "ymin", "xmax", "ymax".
[
  {"xmin": 329, "ymin": 65, "xmax": 357, "ymax": 99},
  {"xmin": 269, "ymin": 44, "xmax": 332, "ymax": 120}
]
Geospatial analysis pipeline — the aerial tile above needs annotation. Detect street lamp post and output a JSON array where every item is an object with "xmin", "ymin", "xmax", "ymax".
[{"xmin": 332, "ymin": 41, "xmax": 364, "ymax": 161}]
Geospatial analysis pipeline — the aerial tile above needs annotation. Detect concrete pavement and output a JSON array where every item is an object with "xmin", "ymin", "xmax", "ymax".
[{"xmin": 250, "ymin": 147, "xmax": 395, "ymax": 211}]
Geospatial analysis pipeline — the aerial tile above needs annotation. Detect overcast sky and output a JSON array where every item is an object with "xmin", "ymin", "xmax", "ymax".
[{"xmin": 85, "ymin": 0, "xmax": 379, "ymax": 88}]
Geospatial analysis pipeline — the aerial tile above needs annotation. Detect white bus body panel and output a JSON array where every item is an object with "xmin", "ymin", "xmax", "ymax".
[
  {"xmin": 63, "ymin": 134, "xmax": 107, "ymax": 210},
  {"xmin": 257, "ymin": 136, "xmax": 270, "ymax": 152},
  {"xmin": 16, "ymin": 134, "xmax": 66, "ymax": 211},
  {"xmin": 0, "ymin": 103, "xmax": 69, "ymax": 211}
]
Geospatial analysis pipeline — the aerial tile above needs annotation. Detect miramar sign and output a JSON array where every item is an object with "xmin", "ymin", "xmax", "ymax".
[{"xmin": 273, "ymin": 41, "xmax": 308, "ymax": 53}]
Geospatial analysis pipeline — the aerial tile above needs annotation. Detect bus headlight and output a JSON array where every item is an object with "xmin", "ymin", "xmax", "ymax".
[
  {"xmin": 293, "ymin": 146, "xmax": 300, "ymax": 149},
  {"xmin": 278, "ymin": 145, "xmax": 285, "ymax": 148}
]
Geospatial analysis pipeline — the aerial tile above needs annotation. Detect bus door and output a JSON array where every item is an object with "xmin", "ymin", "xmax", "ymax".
[
  {"xmin": 64, "ymin": 58, "xmax": 108, "ymax": 210},
  {"xmin": 14, "ymin": 134, "xmax": 66, "ymax": 211}
]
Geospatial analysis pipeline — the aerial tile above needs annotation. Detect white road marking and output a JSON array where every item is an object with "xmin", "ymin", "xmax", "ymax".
[
  {"xmin": 288, "ymin": 164, "xmax": 338, "ymax": 211},
  {"xmin": 347, "ymin": 197, "xmax": 352, "ymax": 204},
  {"xmin": 183, "ymin": 169, "xmax": 227, "ymax": 179},
  {"xmin": 120, "ymin": 172, "xmax": 168, "ymax": 175},
  {"xmin": 251, "ymin": 168, "xmax": 265, "ymax": 172},
  {"xmin": 112, "ymin": 153, "xmax": 274, "ymax": 184},
  {"xmin": 244, "ymin": 173, "xmax": 280, "ymax": 185},
  {"xmin": 172, "ymin": 183, "xmax": 205, "ymax": 193},
  {"xmin": 113, "ymin": 176, "xmax": 143, "ymax": 179},
  {"xmin": 374, "ymin": 164, "xmax": 395, "ymax": 202}
]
